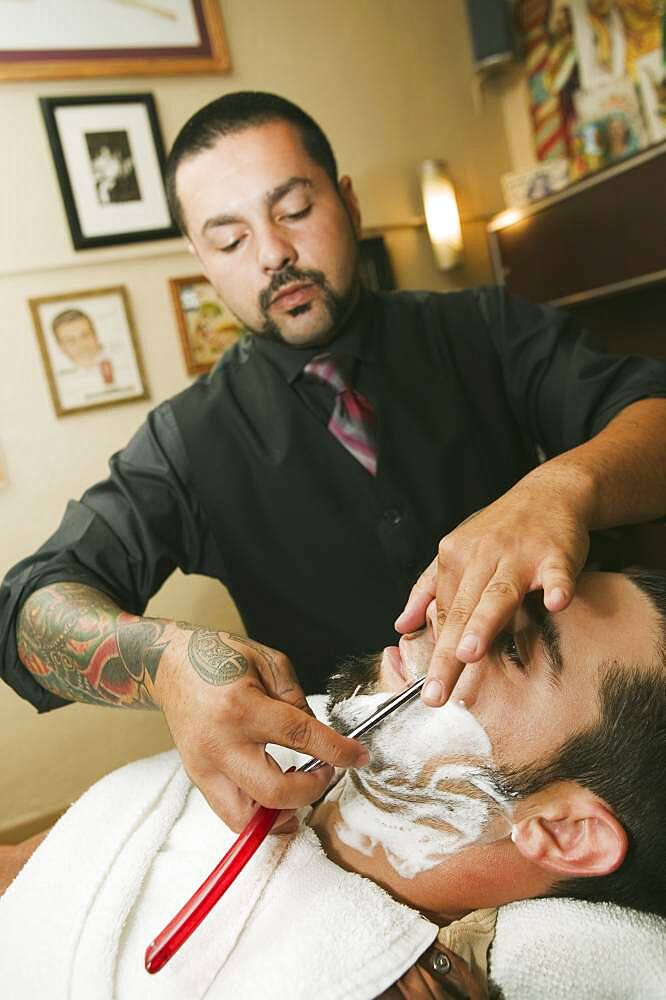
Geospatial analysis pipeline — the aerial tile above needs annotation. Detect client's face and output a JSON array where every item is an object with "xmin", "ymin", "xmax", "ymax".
[{"xmin": 312, "ymin": 572, "xmax": 657, "ymax": 919}]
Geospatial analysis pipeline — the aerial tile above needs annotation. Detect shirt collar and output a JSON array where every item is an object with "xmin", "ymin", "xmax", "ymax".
[{"xmin": 251, "ymin": 287, "xmax": 378, "ymax": 384}]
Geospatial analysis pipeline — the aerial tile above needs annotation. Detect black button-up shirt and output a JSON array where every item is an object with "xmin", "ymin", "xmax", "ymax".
[{"xmin": 3, "ymin": 287, "xmax": 665, "ymax": 711}]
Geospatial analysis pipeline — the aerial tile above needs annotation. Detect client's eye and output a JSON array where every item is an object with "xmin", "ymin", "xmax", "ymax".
[{"xmin": 498, "ymin": 631, "xmax": 525, "ymax": 670}]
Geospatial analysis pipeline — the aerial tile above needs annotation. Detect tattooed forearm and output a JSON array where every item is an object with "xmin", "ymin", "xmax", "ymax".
[
  {"xmin": 17, "ymin": 582, "xmax": 172, "ymax": 709},
  {"xmin": 16, "ymin": 582, "xmax": 280, "ymax": 709}
]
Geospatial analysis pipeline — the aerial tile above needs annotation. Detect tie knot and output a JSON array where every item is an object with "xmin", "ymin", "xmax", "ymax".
[{"xmin": 303, "ymin": 354, "xmax": 352, "ymax": 395}]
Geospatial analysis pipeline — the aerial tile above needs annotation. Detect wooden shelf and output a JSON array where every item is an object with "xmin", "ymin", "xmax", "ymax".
[{"xmin": 487, "ymin": 141, "xmax": 666, "ymax": 306}]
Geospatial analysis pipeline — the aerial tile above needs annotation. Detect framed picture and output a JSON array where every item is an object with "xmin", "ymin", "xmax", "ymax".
[
  {"xmin": 636, "ymin": 51, "xmax": 666, "ymax": 146},
  {"xmin": 29, "ymin": 286, "xmax": 149, "ymax": 417},
  {"xmin": 0, "ymin": 0, "xmax": 230, "ymax": 81},
  {"xmin": 359, "ymin": 236, "xmax": 396, "ymax": 292},
  {"xmin": 169, "ymin": 275, "xmax": 244, "ymax": 374},
  {"xmin": 40, "ymin": 93, "xmax": 178, "ymax": 250}
]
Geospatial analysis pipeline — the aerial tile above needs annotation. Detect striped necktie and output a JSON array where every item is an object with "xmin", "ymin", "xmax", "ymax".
[{"xmin": 303, "ymin": 354, "xmax": 377, "ymax": 476}]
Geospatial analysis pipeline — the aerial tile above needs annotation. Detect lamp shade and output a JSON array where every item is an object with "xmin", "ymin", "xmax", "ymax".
[{"xmin": 420, "ymin": 160, "xmax": 463, "ymax": 271}]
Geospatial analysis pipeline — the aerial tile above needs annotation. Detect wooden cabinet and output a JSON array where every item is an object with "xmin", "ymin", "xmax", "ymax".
[{"xmin": 487, "ymin": 141, "xmax": 666, "ymax": 308}]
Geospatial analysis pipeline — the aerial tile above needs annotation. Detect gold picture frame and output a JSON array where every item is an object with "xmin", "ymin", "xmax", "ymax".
[
  {"xmin": 29, "ymin": 286, "xmax": 150, "ymax": 417},
  {"xmin": 169, "ymin": 274, "xmax": 244, "ymax": 375},
  {"xmin": 0, "ymin": 0, "xmax": 230, "ymax": 81}
]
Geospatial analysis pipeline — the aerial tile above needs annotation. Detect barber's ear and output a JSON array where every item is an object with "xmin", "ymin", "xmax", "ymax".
[
  {"xmin": 511, "ymin": 782, "xmax": 627, "ymax": 879},
  {"xmin": 338, "ymin": 176, "xmax": 362, "ymax": 237}
]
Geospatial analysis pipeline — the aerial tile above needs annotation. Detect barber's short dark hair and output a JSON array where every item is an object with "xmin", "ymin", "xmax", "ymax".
[
  {"xmin": 502, "ymin": 568, "xmax": 666, "ymax": 918},
  {"xmin": 51, "ymin": 309, "xmax": 95, "ymax": 342},
  {"xmin": 165, "ymin": 91, "xmax": 338, "ymax": 234}
]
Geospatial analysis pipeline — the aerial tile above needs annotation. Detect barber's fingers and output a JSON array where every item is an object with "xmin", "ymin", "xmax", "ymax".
[
  {"xmin": 422, "ymin": 561, "xmax": 505, "ymax": 706},
  {"xmin": 245, "ymin": 641, "xmax": 317, "ymax": 717},
  {"xmin": 394, "ymin": 558, "xmax": 437, "ymax": 634},
  {"xmin": 539, "ymin": 556, "xmax": 577, "ymax": 612},
  {"xmin": 240, "ymin": 687, "xmax": 368, "ymax": 769},
  {"xmin": 448, "ymin": 555, "xmax": 578, "ymax": 676},
  {"xmin": 197, "ymin": 746, "xmax": 337, "ymax": 832}
]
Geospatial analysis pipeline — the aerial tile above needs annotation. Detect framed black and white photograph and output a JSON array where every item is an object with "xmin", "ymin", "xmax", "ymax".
[
  {"xmin": 29, "ymin": 286, "xmax": 149, "ymax": 417},
  {"xmin": 40, "ymin": 93, "xmax": 179, "ymax": 250},
  {"xmin": 0, "ymin": 0, "xmax": 230, "ymax": 81}
]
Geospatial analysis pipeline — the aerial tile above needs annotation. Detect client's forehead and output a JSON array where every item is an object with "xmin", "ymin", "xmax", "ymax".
[{"xmin": 557, "ymin": 572, "xmax": 658, "ymax": 677}]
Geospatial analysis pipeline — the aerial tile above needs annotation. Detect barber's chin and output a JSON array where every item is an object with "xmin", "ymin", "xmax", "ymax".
[{"xmin": 380, "ymin": 645, "xmax": 410, "ymax": 693}]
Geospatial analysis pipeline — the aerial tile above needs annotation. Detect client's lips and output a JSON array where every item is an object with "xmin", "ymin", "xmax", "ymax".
[{"xmin": 270, "ymin": 282, "xmax": 316, "ymax": 310}]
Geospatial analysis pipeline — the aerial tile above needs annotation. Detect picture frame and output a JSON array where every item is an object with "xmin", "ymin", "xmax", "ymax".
[
  {"xmin": 40, "ymin": 92, "xmax": 179, "ymax": 250},
  {"xmin": 0, "ymin": 0, "xmax": 230, "ymax": 81},
  {"xmin": 169, "ymin": 275, "xmax": 245, "ymax": 375},
  {"xmin": 29, "ymin": 286, "xmax": 150, "ymax": 417},
  {"xmin": 359, "ymin": 236, "xmax": 396, "ymax": 292}
]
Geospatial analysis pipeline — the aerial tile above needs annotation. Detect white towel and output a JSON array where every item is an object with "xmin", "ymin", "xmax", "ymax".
[
  {"xmin": 489, "ymin": 897, "xmax": 666, "ymax": 999},
  {"xmin": 0, "ymin": 741, "xmax": 437, "ymax": 999}
]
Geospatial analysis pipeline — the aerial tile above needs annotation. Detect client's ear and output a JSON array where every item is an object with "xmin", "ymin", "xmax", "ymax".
[{"xmin": 511, "ymin": 781, "xmax": 627, "ymax": 878}]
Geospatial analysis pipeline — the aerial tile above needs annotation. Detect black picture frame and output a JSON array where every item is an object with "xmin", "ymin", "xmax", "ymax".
[
  {"xmin": 359, "ymin": 236, "xmax": 396, "ymax": 292},
  {"xmin": 40, "ymin": 92, "xmax": 179, "ymax": 250}
]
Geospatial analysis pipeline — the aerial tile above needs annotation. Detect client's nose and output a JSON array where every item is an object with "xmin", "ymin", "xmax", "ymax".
[{"xmin": 450, "ymin": 661, "xmax": 482, "ymax": 707}]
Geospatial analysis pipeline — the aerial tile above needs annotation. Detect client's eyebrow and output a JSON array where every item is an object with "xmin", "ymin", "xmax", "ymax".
[{"xmin": 523, "ymin": 592, "xmax": 563, "ymax": 682}]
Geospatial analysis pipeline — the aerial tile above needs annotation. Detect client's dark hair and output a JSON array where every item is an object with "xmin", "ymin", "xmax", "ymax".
[
  {"xmin": 503, "ymin": 568, "xmax": 666, "ymax": 918},
  {"xmin": 165, "ymin": 91, "xmax": 338, "ymax": 234}
]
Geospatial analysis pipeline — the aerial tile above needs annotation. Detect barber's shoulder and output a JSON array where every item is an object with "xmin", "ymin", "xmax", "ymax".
[{"xmin": 207, "ymin": 332, "xmax": 253, "ymax": 378}]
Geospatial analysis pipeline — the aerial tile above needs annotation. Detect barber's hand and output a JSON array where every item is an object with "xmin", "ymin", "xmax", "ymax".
[
  {"xmin": 395, "ymin": 468, "xmax": 591, "ymax": 706},
  {"xmin": 153, "ymin": 628, "xmax": 368, "ymax": 833}
]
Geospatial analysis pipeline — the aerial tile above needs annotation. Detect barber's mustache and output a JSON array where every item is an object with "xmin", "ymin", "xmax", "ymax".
[{"xmin": 258, "ymin": 265, "xmax": 327, "ymax": 312}]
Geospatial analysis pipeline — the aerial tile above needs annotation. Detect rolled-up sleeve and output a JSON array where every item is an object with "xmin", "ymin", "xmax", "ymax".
[
  {"xmin": 0, "ymin": 401, "xmax": 221, "ymax": 712},
  {"xmin": 478, "ymin": 287, "xmax": 666, "ymax": 457}
]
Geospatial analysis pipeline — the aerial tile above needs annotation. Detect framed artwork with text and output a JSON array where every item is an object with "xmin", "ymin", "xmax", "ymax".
[{"xmin": 29, "ymin": 286, "xmax": 149, "ymax": 417}]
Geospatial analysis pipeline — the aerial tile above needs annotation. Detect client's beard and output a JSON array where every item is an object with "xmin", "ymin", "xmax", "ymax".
[
  {"xmin": 326, "ymin": 651, "xmax": 382, "ymax": 713},
  {"xmin": 323, "ymin": 654, "xmax": 514, "ymax": 878}
]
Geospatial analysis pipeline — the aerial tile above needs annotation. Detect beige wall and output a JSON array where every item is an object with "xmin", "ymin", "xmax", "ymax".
[{"xmin": 0, "ymin": 0, "xmax": 511, "ymax": 838}]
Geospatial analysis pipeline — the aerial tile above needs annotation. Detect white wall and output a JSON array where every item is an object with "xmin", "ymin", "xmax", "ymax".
[{"xmin": 0, "ymin": 0, "xmax": 512, "ymax": 837}]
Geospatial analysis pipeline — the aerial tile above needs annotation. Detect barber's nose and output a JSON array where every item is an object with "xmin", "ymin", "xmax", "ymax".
[{"xmin": 258, "ymin": 224, "xmax": 297, "ymax": 273}]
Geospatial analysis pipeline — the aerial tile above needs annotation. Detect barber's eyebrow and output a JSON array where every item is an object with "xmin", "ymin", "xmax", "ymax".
[
  {"xmin": 201, "ymin": 177, "xmax": 313, "ymax": 236},
  {"xmin": 522, "ymin": 592, "xmax": 563, "ymax": 682}
]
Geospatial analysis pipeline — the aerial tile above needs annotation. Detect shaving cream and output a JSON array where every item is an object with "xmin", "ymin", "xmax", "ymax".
[{"xmin": 327, "ymin": 694, "xmax": 513, "ymax": 879}]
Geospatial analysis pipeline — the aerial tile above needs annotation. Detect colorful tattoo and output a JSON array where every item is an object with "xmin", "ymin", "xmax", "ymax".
[
  {"xmin": 16, "ymin": 583, "xmax": 289, "ymax": 709},
  {"xmin": 17, "ymin": 583, "xmax": 166, "ymax": 709}
]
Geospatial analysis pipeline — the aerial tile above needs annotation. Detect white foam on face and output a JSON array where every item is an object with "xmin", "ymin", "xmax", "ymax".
[{"xmin": 328, "ymin": 695, "xmax": 513, "ymax": 879}]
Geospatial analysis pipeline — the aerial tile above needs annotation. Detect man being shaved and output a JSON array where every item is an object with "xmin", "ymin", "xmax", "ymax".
[{"xmin": 1, "ymin": 569, "xmax": 665, "ymax": 997}]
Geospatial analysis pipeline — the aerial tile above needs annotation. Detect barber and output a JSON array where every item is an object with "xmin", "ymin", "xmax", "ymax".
[{"xmin": 3, "ymin": 92, "xmax": 666, "ymax": 834}]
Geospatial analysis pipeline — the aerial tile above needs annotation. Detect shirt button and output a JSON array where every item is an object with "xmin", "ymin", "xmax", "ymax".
[{"xmin": 383, "ymin": 507, "xmax": 403, "ymax": 526}]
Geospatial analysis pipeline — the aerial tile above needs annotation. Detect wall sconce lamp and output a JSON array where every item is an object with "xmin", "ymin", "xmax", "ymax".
[{"xmin": 420, "ymin": 159, "xmax": 463, "ymax": 271}]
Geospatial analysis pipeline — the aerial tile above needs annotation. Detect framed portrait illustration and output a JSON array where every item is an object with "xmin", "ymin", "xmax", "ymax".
[
  {"xmin": 40, "ymin": 92, "xmax": 179, "ymax": 250},
  {"xmin": 169, "ymin": 275, "xmax": 244, "ymax": 374},
  {"xmin": 29, "ymin": 286, "xmax": 149, "ymax": 417},
  {"xmin": 0, "ymin": 0, "xmax": 230, "ymax": 81}
]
